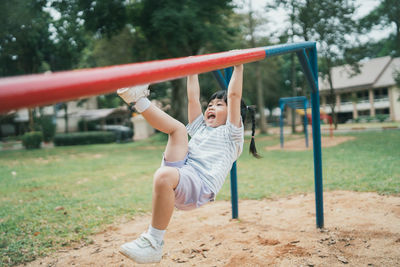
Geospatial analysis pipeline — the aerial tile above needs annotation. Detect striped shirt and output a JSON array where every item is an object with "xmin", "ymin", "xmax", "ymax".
[{"xmin": 186, "ymin": 114, "xmax": 244, "ymax": 195}]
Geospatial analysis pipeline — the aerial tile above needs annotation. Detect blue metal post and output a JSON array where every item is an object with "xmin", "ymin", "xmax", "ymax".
[
  {"xmin": 297, "ymin": 48, "xmax": 324, "ymax": 228},
  {"xmin": 211, "ymin": 42, "xmax": 324, "ymax": 227},
  {"xmin": 213, "ymin": 67, "xmax": 238, "ymax": 219},
  {"xmin": 212, "ymin": 70, "xmax": 228, "ymax": 90},
  {"xmin": 224, "ymin": 67, "xmax": 233, "ymax": 82},
  {"xmin": 304, "ymin": 99, "xmax": 309, "ymax": 148},
  {"xmin": 279, "ymin": 96, "xmax": 309, "ymax": 149},
  {"xmin": 230, "ymin": 161, "xmax": 239, "ymax": 219},
  {"xmin": 224, "ymin": 66, "xmax": 239, "ymax": 219},
  {"xmin": 279, "ymin": 101, "xmax": 285, "ymax": 148}
]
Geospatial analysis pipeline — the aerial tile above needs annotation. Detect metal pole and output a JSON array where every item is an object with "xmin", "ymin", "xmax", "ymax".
[
  {"xmin": 280, "ymin": 101, "xmax": 285, "ymax": 148},
  {"xmin": 213, "ymin": 67, "xmax": 238, "ymax": 219},
  {"xmin": 212, "ymin": 70, "xmax": 228, "ymax": 90},
  {"xmin": 224, "ymin": 67, "xmax": 239, "ymax": 219},
  {"xmin": 309, "ymin": 47, "xmax": 324, "ymax": 228},
  {"xmin": 304, "ymin": 99, "xmax": 309, "ymax": 148},
  {"xmin": 296, "ymin": 48, "xmax": 324, "ymax": 228},
  {"xmin": 224, "ymin": 67, "xmax": 233, "ymax": 82},
  {"xmin": 230, "ymin": 161, "xmax": 239, "ymax": 219}
]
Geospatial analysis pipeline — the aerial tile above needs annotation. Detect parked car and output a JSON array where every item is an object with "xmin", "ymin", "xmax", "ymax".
[{"xmin": 96, "ymin": 125, "xmax": 133, "ymax": 142}]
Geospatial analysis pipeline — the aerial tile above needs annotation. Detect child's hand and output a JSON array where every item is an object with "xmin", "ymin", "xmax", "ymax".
[
  {"xmin": 234, "ymin": 64, "xmax": 243, "ymax": 70},
  {"xmin": 187, "ymin": 74, "xmax": 198, "ymax": 79}
]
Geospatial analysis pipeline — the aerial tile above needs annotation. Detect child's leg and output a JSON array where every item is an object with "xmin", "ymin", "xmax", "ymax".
[
  {"xmin": 141, "ymin": 104, "xmax": 188, "ymax": 161},
  {"xmin": 138, "ymin": 104, "xmax": 188, "ymax": 231},
  {"xmin": 118, "ymin": 86, "xmax": 187, "ymax": 263},
  {"xmin": 151, "ymin": 166, "xmax": 179, "ymax": 230}
]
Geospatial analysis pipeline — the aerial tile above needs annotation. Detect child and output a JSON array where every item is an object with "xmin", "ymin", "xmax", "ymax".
[{"xmin": 117, "ymin": 64, "xmax": 259, "ymax": 264}]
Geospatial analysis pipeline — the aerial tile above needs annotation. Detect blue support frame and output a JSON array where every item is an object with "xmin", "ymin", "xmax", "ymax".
[
  {"xmin": 279, "ymin": 96, "xmax": 309, "ymax": 148},
  {"xmin": 212, "ymin": 68, "xmax": 239, "ymax": 219},
  {"xmin": 212, "ymin": 42, "xmax": 324, "ymax": 228}
]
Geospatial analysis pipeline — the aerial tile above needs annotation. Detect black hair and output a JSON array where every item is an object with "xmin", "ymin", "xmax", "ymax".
[{"xmin": 208, "ymin": 90, "xmax": 261, "ymax": 159}]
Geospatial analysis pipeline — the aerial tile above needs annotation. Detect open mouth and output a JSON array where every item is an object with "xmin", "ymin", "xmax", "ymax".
[{"xmin": 207, "ymin": 114, "xmax": 216, "ymax": 120}]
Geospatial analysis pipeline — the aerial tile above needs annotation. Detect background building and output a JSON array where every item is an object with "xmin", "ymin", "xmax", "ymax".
[{"xmin": 319, "ymin": 56, "xmax": 400, "ymax": 123}]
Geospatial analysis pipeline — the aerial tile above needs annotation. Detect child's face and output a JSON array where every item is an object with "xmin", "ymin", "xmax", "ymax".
[{"xmin": 204, "ymin": 98, "xmax": 227, "ymax": 127}]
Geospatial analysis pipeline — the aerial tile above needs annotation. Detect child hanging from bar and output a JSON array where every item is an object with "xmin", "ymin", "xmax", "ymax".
[{"xmin": 117, "ymin": 64, "xmax": 260, "ymax": 264}]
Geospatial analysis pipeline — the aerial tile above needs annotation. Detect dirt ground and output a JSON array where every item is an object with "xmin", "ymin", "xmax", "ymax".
[
  {"xmin": 265, "ymin": 136, "xmax": 356, "ymax": 151},
  {"xmin": 26, "ymin": 191, "xmax": 400, "ymax": 267}
]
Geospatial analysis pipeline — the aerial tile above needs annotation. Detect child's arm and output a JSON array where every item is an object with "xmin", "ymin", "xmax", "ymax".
[
  {"xmin": 228, "ymin": 65, "xmax": 244, "ymax": 128},
  {"xmin": 187, "ymin": 74, "xmax": 202, "ymax": 123}
]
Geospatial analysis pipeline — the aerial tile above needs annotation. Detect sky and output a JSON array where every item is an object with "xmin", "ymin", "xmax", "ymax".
[{"xmin": 234, "ymin": 0, "xmax": 394, "ymax": 44}]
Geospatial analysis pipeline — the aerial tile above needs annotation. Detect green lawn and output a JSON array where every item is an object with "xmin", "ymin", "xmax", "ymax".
[{"xmin": 0, "ymin": 130, "xmax": 399, "ymax": 266}]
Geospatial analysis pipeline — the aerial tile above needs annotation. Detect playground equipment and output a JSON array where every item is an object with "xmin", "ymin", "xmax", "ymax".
[
  {"xmin": 296, "ymin": 108, "xmax": 334, "ymax": 138},
  {"xmin": 279, "ymin": 97, "xmax": 333, "ymax": 148},
  {"xmin": 0, "ymin": 42, "xmax": 324, "ymax": 228},
  {"xmin": 279, "ymin": 96, "xmax": 309, "ymax": 148}
]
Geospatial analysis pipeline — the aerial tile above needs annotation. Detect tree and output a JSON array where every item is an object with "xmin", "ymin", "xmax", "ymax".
[
  {"xmin": 0, "ymin": 0, "xmax": 55, "ymax": 134},
  {"xmin": 245, "ymin": 0, "xmax": 268, "ymax": 133},
  {"xmin": 228, "ymin": 1, "xmax": 284, "ymax": 133},
  {"xmin": 359, "ymin": 0, "xmax": 400, "ymax": 57},
  {"xmin": 352, "ymin": 0, "xmax": 400, "ymax": 94},
  {"xmin": 49, "ymin": 0, "xmax": 88, "ymax": 72},
  {"xmin": 273, "ymin": 0, "xmax": 359, "ymax": 129},
  {"xmin": 132, "ymin": 0, "xmax": 237, "ymax": 123},
  {"xmin": 78, "ymin": 26, "xmax": 144, "ymax": 109},
  {"xmin": 78, "ymin": 0, "xmax": 127, "ymax": 38},
  {"xmin": 0, "ymin": 0, "xmax": 53, "ymax": 77},
  {"xmin": 270, "ymin": 0, "xmax": 305, "ymax": 132},
  {"xmin": 305, "ymin": 0, "xmax": 359, "ymax": 129}
]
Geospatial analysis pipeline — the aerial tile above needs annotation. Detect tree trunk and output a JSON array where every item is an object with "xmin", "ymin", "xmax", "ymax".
[
  {"xmin": 248, "ymin": 0, "xmax": 267, "ymax": 134},
  {"xmin": 63, "ymin": 104, "xmax": 69, "ymax": 133},
  {"xmin": 327, "ymin": 73, "xmax": 338, "ymax": 129},
  {"xmin": 28, "ymin": 108, "xmax": 34, "ymax": 132},
  {"xmin": 291, "ymin": 53, "xmax": 297, "ymax": 133},
  {"xmin": 289, "ymin": 0, "xmax": 297, "ymax": 133},
  {"xmin": 256, "ymin": 62, "xmax": 267, "ymax": 133},
  {"xmin": 170, "ymin": 79, "xmax": 188, "ymax": 124}
]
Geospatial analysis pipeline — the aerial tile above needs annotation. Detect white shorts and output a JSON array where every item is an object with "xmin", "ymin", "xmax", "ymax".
[{"xmin": 162, "ymin": 154, "xmax": 214, "ymax": 211}]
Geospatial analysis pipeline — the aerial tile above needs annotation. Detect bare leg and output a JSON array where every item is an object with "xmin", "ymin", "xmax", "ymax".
[
  {"xmin": 139, "ymin": 103, "xmax": 188, "ymax": 230},
  {"xmin": 151, "ymin": 167, "xmax": 179, "ymax": 230},
  {"xmin": 141, "ymin": 104, "xmax": 188, "ymax": 161}
]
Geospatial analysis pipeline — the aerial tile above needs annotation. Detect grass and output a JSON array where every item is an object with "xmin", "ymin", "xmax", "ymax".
[{"xmin": 1, "ymin": 130, "xmax": 399, "ymax": 266}]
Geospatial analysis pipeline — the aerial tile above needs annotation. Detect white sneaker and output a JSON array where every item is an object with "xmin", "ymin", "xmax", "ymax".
[
  {"xmin": 119, "ymin": 232, "xmax": 163, "ymax": 264},
  {"xmin": 117, "ymin": 84, "xmax": 150, "ymax": 104}
]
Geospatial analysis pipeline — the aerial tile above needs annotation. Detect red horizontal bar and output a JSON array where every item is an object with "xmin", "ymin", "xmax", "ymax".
[{"xmin": 0, "ymin": 48, "xmax": 266, "ymax": 113}]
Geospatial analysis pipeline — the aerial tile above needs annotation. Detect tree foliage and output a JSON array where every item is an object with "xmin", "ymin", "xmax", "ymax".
[
  {"xmin": 355, "ymin": 0, "xmax": 400, "ymax": 89},
  {"xmin": 0, "ymin": 0, "xmax": 53, "ymax": 76},
  {"xmin": 133, "ymin": 0, "xmax": 236, "ymax": 59},
  {"xmin": 77, "ymin": 0, "xmax": 127, "ymax": 37},
  {"xmin": 272, "ymin": 0, "xmax": 359, "ymax": 128},
  {"xmin": 359, "ymin": 0, "xmax": 400, "ymax": 57},
  {"xmin": 127, "ymin": 0, "xmax": 237, "ymax": 123}
]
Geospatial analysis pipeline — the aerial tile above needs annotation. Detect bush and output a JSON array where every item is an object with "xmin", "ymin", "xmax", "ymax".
[
  {"xmin": 22, "ymin": 132, "xmax": 43, "ymax": 149},
  {"xmin": 39, "ymin": 116, "xmax": 56, "ymax": 142},
  {"xmin": 53, "ymin": 131, "xmax": 116, "ymax": 146},
  {"xmin": 366, "ymin": 116, "xmax": 374, "ymax": 122},
  {"xmin": 78, "ymin": 120, "xmax": 98, "ymax": 132},
  {"xmin": 376, "ymin": 114, "xmax": 389, "ymax": 122},
  {"xmin": 96, "ymin": 125, "xmax": 133, "ymax": 142}
]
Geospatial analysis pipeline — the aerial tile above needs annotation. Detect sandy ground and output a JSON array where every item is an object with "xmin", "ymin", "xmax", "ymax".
[
  {"xmin": 25, "ymin": 191, "xmax": 400, "ymax": 267},
  {"xmin": 265, "ymin": 136, "xmax": 356, "ymax": 151}
]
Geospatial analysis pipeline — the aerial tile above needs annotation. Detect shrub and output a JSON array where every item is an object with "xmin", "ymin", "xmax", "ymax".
[
  {"xmin": 53, "ymin": 131, "xmax": 116, "ymax": 146},
  {"xmin": 22, "ymin": 132, "xmax": 43, "ymax": 149},
  {"xmin": 39, "ymin": 115, "xmax": 56, "ymax": 142},
  {"xmin": 376, "ymin": 114, "xmax": 389, "ymax": 122},
  {"xmin": 366, "ymin": 116, "xmax": 374, "ymax": 122},
  {"xmin": 78, "ymin": 120, "xmax": 98, "ymax": 132}
]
